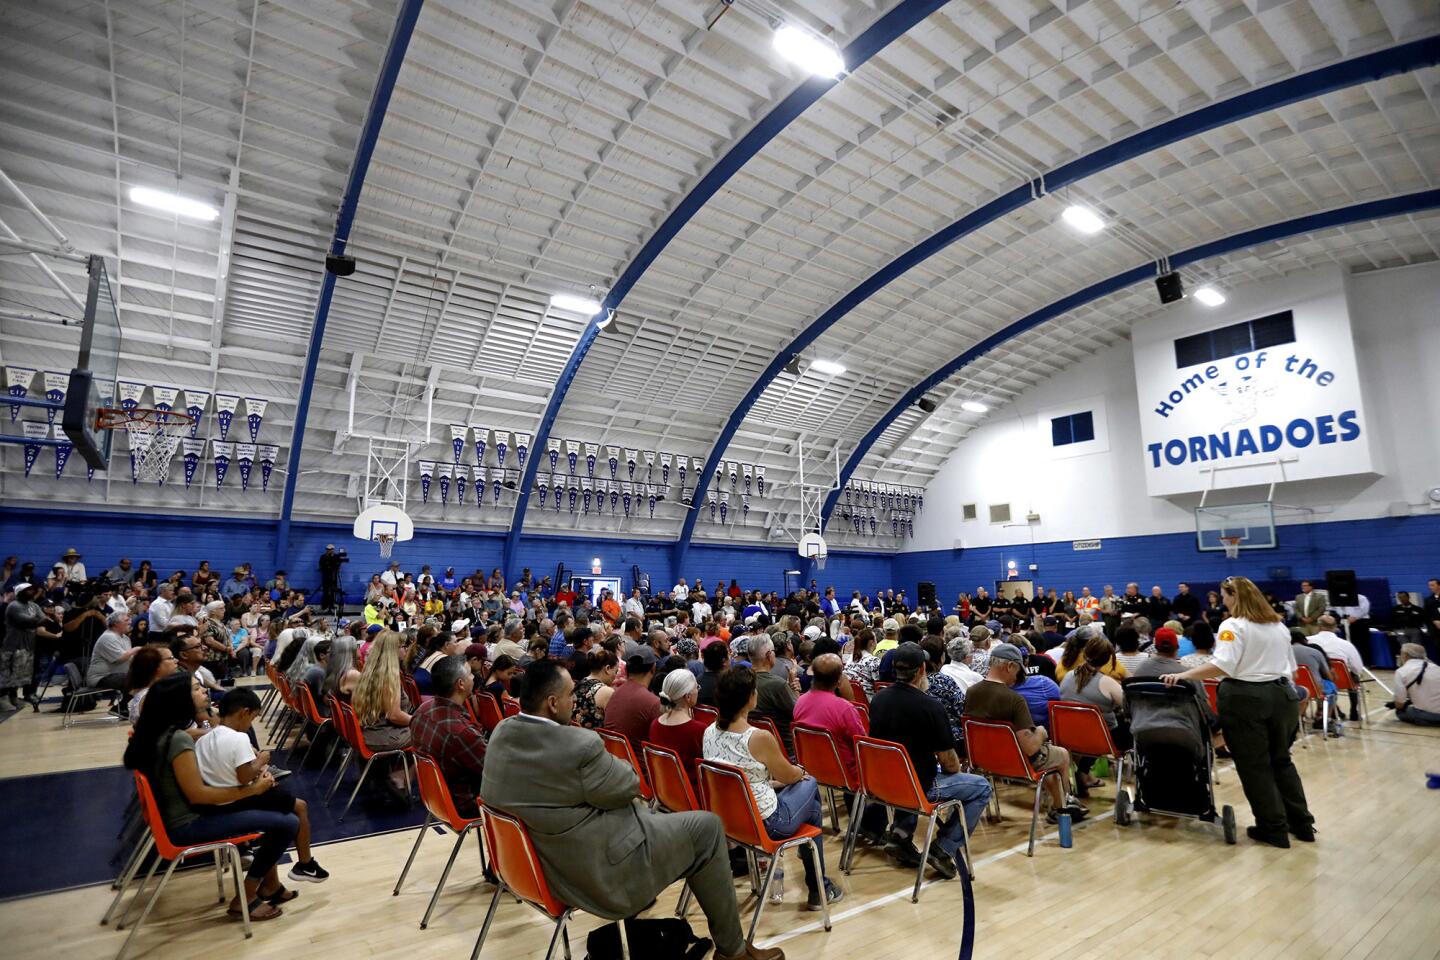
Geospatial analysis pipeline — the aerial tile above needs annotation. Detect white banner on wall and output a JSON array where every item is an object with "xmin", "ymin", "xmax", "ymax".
[{"xmin": 1131, "ymin": 269, "xmax": 1374, "ymax": 497}]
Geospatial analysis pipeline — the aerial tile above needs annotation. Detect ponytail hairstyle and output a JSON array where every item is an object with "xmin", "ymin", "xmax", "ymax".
[
  {"xmin": 714, "ymin": 666, "xmax": 756, "ymax": 730},
  {"xmin": 1059, "ymin": 630, "xmax": 1089, "ymax": 671},
  {"xmin": 1073, "ymin": 635, "xmax": 1114, "ymax": 692},
  {"xmin": 1221, "ymin": 576, "xmax": 1282, "ymax": 624}
]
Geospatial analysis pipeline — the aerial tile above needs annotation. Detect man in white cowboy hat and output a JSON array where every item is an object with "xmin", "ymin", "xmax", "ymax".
[{"xmin": 57, "ymin": 548, "xmax": 87, "ymax": 583}]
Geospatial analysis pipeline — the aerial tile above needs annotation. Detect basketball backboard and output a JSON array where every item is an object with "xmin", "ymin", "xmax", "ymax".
[
  {"xmin": 61, "ymin": 255, "xmax": 121, "ymax": 469},
  {"xmin": 1196, "ymin": 501, "xmax": 1277, "ymax": 551}
]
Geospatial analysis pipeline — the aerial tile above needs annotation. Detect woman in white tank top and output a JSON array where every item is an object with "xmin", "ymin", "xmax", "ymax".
[{"xmin": 702, "ymin": 666, "xmax": 843, "ymax": 911}]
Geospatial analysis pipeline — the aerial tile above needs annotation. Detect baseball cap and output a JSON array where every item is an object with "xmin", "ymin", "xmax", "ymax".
[
  {"xmin": 882, "ymin": 617, "xmax": 900, "ymax": 634},
  {"xmin": 1153, "ymin": 627, "xmax": 1179, "ymax": 654},
  {"xmin": 13, "ymin": 582, "xmax": 36, "ymax": 596},
  {"xmin": 626, "ymin": 647, "xmax": 659, "ymax": 672},
  {"xmin": 366, "ymin": 623, "xmax": 383, "ymax": 635},
  {"xmin": 464, "ymin": 642, "xmax": 487, "ymax": 661},
  {"xmin": 1043, "ymin": 616, "xmax": 1059, "ymax": 627},
  {"xmin": 892, "ymin": 641, "xmax": 928, "ymax": 673},
  {"xmin": 803, "ymin": 625, "xmax": 823, "ymax": 641},
  {"xmin": 988, "ymin": 642, "xmax": 1025, "ymax": 666}
]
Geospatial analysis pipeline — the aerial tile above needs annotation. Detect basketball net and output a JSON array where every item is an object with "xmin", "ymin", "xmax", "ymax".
[
  {"xmin": 98, "ymin": 408, "xmax": 192, "ymax": 484},
  {"xmin": 376, "ymin": 533, "xmax": 395, "ymax": 559},
  {"xmin": 1220, "ymin": 536, "xmax": 1243, "ymax": 560},
  {"xmin": 815, "ymin": 553, "xmax": 827, "ymax": 570}
]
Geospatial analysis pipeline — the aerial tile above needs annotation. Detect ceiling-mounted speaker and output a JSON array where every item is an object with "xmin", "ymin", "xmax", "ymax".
[
  {"xmin": 1155, "ymin": 271, "xmax": 1183, "ymax": 304},
  {"xmin": 326, "ymin": 254, "xmax": 357, "ymax": 277},
  {"xmin": 783, "ymin": 356, "xmax": 802, "ymax": 377},
  {"xmin": 916, "ymin": 397, "xmax": 938, "ymax": 413}
]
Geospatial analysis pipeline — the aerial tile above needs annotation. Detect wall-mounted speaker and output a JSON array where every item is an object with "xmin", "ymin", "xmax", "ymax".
[
  {"xmin": 918, "ymin": 581, "xmax": 937, "ymax": 609},
  {"xmin": 326, "ymin": 254, "xmax": 357, "ymax": 276},
  {"xmin": 1325, "ymin": 569, "xmax": 1358, "ymax": 607},
  {"xmin": 1155, "ymin": 271, "xmax": 1183, "ymax": 304}
]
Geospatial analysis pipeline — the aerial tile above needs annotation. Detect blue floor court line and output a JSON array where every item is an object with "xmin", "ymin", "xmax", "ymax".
[{"xmin": 0, "ymin": 749, "xmax": 427, "ymax": 901}]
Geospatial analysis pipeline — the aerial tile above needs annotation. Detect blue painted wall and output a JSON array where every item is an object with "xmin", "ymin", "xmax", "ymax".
[
  {"xmin": 892, "ymin": 514, "xmax": 1440, "ymax": 619},
  {"xmin": 0, "ymin": 508, "xmax": 891, "ymax": 600}
]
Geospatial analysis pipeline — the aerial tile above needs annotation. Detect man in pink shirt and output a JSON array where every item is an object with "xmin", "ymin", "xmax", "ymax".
[{"xmin": 793, "ymin": 654, "xmax": 866, "ymax": 788}]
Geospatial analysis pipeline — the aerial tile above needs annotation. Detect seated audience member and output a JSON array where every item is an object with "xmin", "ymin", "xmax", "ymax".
[
  {"xmin": 704, "ymin": 666, "xmax": 843, "ymax": 911},
  {"xmin": 1131, "ymin": 616, "xmax": 1154, "ymax": 651},
  {"xmin": 1181, "ymin": 622, "xmax": 1217, "ymax": 670},
  {"xmin": 323, "ymin": 637, "xmax": 360, "ymax": 709},
  {"xmin": 1018, "ymin": 632, "xmax": 1058, "ymax": 680},
  {"xmin": 482, "ymin": 661, "xmax": 785, "ymax": 960},
  {"xmin": 123, "ymin": 673, "xmax": 299, "ymax": 922},
  {"xmin": 572, "ymin": 648, "xmax": 618, "ymax": 729},
  {"xmin": 410, "ymin": 655, "xmax": 487, "ymax": 816},
  {"xmin": 1057, "ymin": 635, "xmax": 1130, "ymax": 795},
  {"xmin": 1013, "ymin": 658, "xmax": 1062, "ymax": 731},
  {"xmin": 485, "ymin": 655, "xmax": 520, "ymax": 702},
  {"xmin": 412, "ymin": 629, "xmax": 458, "ymax": 694},
  {"xmin": 865, "ymin": 643, "xmax": 991, "ymax": 877},
  {"xmin": 874, "ymin": 618, "xmax": 901, "ymax": 655},
  {"xmin": 919, "ymin": 638, "xmax": 965, "ymax": 742},
  {"xmin": 520, "ymin": 637, "xmax": 548, "ymax": 668},
  {"xmin": 1164, "ymin": 620, "xmax": 1196, "ymax": 659},
  {"xmin": 649, "ymin": 668, "xmax": 710, "ymax": 790},
  {"xmin": 1113, "ymin": 625, "xmax": 1147, "ymax": 675},
  {"xmin": 173, "ymin": 629, "xmax": 224, "ymax": 697},
  {"xmin": 941, "ymin": 636, "xmax": 984, "ymax": 692},
  {"xmin": 698, "ymin": 641, "xmax": 729, "ymax": 706},
  {"xmin": 793, "ymin": 654, "xmax": 866, "ymax": 793},
  {"xmin": 1309, "ymin": 615, "xmax": 1365, "ymax": 721},
  {"xmin": 966, "ymin": 624, "xmax": 993, "ymax": 674},
  {"xmin": 125, "ymin": 644, "xmax": 179, "ymax": 722},
  {"xmin": 352, "ymin": 630, "xmax": 412, "ymax": 791},
  {"xmin": 1290, "ymin": 629, "xmax": 1342, "ymax": 737},
  {"xmin": 843, "ymin": 628, "xmax": 881, "ymax": 696},
  {"xmin": 1391, "ymin": 643, "xmax": 1440, "ymax": 727},
  {"xmin": 87, "ymin": 610, "xmax": 137, "ymax": 696},
  {"xmin": 748, "ymin": 634, "xmax": 797, "ymax": 755},
  {"xmin": 1129, "ymin": 628, "xmax": 1187, "ymax": 679},
  {"xmin": 605, "ymin": 648, "xmax": 662, "ymax": 756},
  {"xmin": 195, "ymin": 688, "xmax": 328, "ymax": 883},
  {"xmin": 964, "ymin": 643, "xmax": 1086, "ymax": 823}
]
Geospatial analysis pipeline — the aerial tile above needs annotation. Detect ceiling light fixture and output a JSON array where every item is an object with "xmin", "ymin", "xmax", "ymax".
[
  {"xmin": 772, "ymin": 24, "xmax": 845, "ymax": 79},
  {"xmin": 1193, "ymin": 285, "xmax": 1226, "ymax": 307},
  {"xmin": 129, "ymin": 186, "xmax": 218, "ymax": 221},
  {"xmin": 960, "ymin": 400, "xmax": 989, "ymax": 414},
  {"xmin": 809, "ymin": 358, "xmax": 846, "ymax": 375},
  {"xmin": 1060, "ymin": 204, "xmax": 1105, "ymax": 234},
  {"xmin": 550, "ymin": 293, "xmax": 603, "ymax": 315}
]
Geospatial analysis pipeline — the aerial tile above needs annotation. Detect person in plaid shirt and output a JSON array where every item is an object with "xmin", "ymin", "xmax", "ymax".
[{"xmin": 410, "ymin": 655, "xmax": 487, "ymax": 817}]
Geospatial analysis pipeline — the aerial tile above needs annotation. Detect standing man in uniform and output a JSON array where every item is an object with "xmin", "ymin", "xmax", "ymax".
[{"xmin": 318, "ymin": 544, "xmax": 347, "ymax": 615}]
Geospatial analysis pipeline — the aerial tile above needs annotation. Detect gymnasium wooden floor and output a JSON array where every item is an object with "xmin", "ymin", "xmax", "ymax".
[{"xmin": 2, "ymin": 677, "xmax": 1435, "ymax": 960}]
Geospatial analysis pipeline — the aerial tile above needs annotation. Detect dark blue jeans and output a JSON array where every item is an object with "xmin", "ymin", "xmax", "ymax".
[
  {"xmin": 168, "ymin": 809, "xmax": 298, "ymax": 883},
  {"xmin": 764, "ymin": 776, "xmax": 825, "ymax": 897}
]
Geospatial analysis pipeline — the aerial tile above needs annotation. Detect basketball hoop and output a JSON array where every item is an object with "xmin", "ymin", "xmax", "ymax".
[
  {"xmin": 95, "ymin": 407, "xmax": 195, "ymax": 484},
  {"xmin": 375, "ymin": 533, "xmax": 395, "ymax": 559},
  {"xmin": 1220, "ymin": 536, "xmax": 1244, "ymax": 560}
]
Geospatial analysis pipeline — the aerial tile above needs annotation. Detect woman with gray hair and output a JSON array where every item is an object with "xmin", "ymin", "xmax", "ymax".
[
  {"xmin": 942, "ymin": 635, "xmax": 983, "ymax": 692},
  {"xmin": 649, "ymin": 667, "xmax": 708, "ymax": 790},
  {"xmin": 323, "ymin": 636, "xmax": 360, "ymax": 706}
]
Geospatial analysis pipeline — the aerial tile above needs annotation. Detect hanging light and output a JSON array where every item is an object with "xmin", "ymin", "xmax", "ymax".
[
  {"xmin": 1193, "ymin": 285, "xmax": 1226, "ymax": 307},
  {"xmin": 960, "ymin": 400, "xmax": 988, "ymax": 414},
  {"xmin": 809, "ymin": 359, "xmax": 846, "ymax": 375},
  {"xmin": 773, "ymin": 24, "xmax": 845, "ymax": 79},
  {"xmin": 1060, "ymin": 204, "xmax": 1105, "ymax": 234}
]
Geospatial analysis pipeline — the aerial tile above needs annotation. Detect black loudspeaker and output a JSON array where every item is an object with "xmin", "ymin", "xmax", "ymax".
[
  {"xmin": 325, "ymin": 253, "xmax": 357, "ymax": 276},
  {"xmin": 1155, "ymin": 271, "xmax": 1184, "ymax": 303},
  {"xmin": 918, "ymin": 581, "xmax": 937, "ymax": 610},
  {"xmin": 1325, "ymin": 569, "xmax": 1358, "ymax": 607}
]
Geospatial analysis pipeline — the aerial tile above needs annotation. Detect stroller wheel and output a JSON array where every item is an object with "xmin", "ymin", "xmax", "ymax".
[
  {"xmin": 1114, "ymin": 790, "xmax": 1132, "ymax": 827},
  {"xmin": 1222, "ymin": 805, "xmax": 1237, "ymax": 845}
]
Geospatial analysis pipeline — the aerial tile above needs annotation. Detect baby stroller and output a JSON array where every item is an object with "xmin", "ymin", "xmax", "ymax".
[{"xmin": 1116, "ymin": 680, "xmax": 1235, "ymax": 844}]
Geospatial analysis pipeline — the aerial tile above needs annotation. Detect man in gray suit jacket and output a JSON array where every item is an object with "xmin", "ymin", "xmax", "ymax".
[{"xmin": 481, "ymin": 661, "xmax": 783, "ymax": 960}]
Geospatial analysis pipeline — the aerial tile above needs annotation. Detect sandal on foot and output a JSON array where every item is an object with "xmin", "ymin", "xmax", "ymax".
[
  {"xmin": 228, "ymin": 898, "xmax": 283, "ymax": 921},
  {"xmin": 261, "ymin": 886, "xmax": 299, "ymax": 905}
]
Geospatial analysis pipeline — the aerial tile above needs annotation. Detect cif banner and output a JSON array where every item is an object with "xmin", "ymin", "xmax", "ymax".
[
  {"xmin": 450, "ymin": 424, "xmax": 468, "ymax": 464},
  {"xmin": 495, "ymin": 431, "xmax": 509, "ymax": 469},
  {"xmin": 566, "ymin": 439, "xmax": 580, "ymax": 474},
  {"xmin": 53, "ymin": 423, "xmax": 73, "ymax": 477},
  {"xmin": 606, "ymin": 445, "xmax": 620, "ymax": 481},
  {"xmin": 536, "ymin": 472, "xmax": 548, "ymax": 509},
  {"xmin": 6, "ymin": 366, "xmax": 36, "ymax": 422},
  {"xmin": 547, "ymin": 436, "xmax": 561, "ymax": 471},
  {"xmin": 583, "ymin": 442, "xmax": 597, "ymax": 478},
  {"xmin": 472, "ymin": 426, "xmax": 489, "ymax": 466},
  {"xmin": 214, "ymin": 394, "xmax": 241, "ymax": 440},
  {"xmin": 515, "ymin": 431, "xmax": 531, "ymax": 470},
  {"xmin": 243, "ymin": 397, "xmax": 267, "ymax": 441},
  {"xmin": 258, "ymin": 444, "xmax": 279, "ymax": 491},
  {"xmin": 118, "ymin": 380, "xmax": 147, "ymax": 412},
  {"xmin": 755, "ymin": 465, "xmax": 765, "ymax": 497},
  {"xmin": 43, "ymin": 371, "xmax": 68, "ymax": 424},
  {"xmin": 236, "ymin": 443, "xmax": 256, "ymax": 490},
  {"xmin": 419, "ymin": 460, "xmax": 434, "ymax": 503},
  {"xmin": 212, "ymin": 441, "xmax": 234, "ymax": 489},
  {"xmin": 455, "ymin": 464, "xmax": 468, "ymax": 504},
  {"xmin": 183, "ymin": 388, "xmax": 209, "ymax": 438},
  {"xmin": 477, "ymin": 466, "xmax": 489, "ymax": 507},
  {"xmin": 645, "ymin": 449, "xmax": 657, "ymax": 480},
  {"xmin": 21, "ymin": 420, "xmax": 47, "ymax": 476},
  {"xmin": 624, "ymin": 448, "xmax": 637, "ymax": 479},
  {"xmin": 1131, "ymin": 268, "xmax": 1373, "ymax": 497},
  {"xmin": 181, "ymin": 438, "xmax": 205, "ymax": 488},
  {"xmin": 438, "ymin": 463, "xmax": 453, "ymax": 504}
]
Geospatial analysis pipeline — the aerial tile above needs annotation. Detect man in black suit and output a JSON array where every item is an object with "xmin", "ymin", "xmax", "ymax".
[{"xmin": 1424, "ymin": 578, "xmax": 1440, "ymax": 660}]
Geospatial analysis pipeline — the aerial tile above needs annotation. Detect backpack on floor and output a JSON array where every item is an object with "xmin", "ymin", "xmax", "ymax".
[{"xmin": 585, "ymin": 917, "xmax": 711, "ymax": 960}]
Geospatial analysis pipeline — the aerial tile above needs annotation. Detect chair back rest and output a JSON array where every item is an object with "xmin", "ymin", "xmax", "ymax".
[
  {"xmin": 642, "ymin": 742, "xmax": 698, "ymax": 813},
  {"xmin": 697, "ymin": 759, "xmax": 769, "ymax": 848},
  {"xmin": 401, "ymin": 672, "xmax": 422, "ymax": 710},
  {"xmin": 1048, "ymin": 701, "xmax": 1118, "ymax": 759},
  {"xmin": 264, "ymin": 661, "xmax": 281, "ymax": 688},
  {"xmin": 841, "ymin": 680, "xmax": 868, "ymax": 705},
  {"xmin": 330, "ymin": 697, "xmax": 371, "ymax": 757},
  {"xmin": 692, "ymin": 704, "xmax": 719, "ymax": 725},
  {"xmin": 501, "ymin": 697, "xmax": 520, "ymax": 718},
  {"xmin": 1327, "ymin": 658, "xmax": 1356, "ymax": 689},
  {"xmin": 275, "ymin": 673, "xmax": 295, "ymax": 708},
  {"xmin": 851, "ymin": 700, "xmax": 870, "ymax": 732},
  {"xmin": 132, "ymin": 770, "xmax": 185, "ymax": 860},
  {"xmin": 1202, "ymin": 679, "xmax": 1221, "ymax": 715},
  {"xmin": 854, "ymin": 736, "xmax": 928, "ymax": 811},
  {"xmin": 749, "ymin": 714, "xmax": 784, "ymax": 750},
  {"xmin": 482, "ymin": 806, "xmax": 566, "ymax": 918},
  {"xmin": 414, "ymin": 754, "xmax": 475, "ymax": 830},
  {"xmin": 873, "ymin": 681, "xmax": 892, "ymax": 693},
  {"xmin": 294, "ymin": 682, "xmax": 326, "ymax": 725},
  {"xmin": 469, "ymin": 692, "xmax": 505, "ymax": 733},
  {"xmin": 792, "ymin": 723, "xmax": 855, "ymax": 791},
  {"xmin": 962, "ymin": 718, "xmax": 1038, "ymax": 782},
  {"xmin": 596, "ymin": 727, "xmax": 652, "ymax": 800},
  {"xmin": 1294, "ymin": 664, "xmax": 1323, "ymax": 700}
]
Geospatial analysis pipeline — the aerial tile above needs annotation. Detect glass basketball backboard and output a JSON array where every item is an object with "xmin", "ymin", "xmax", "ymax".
[
  {"xmin": 60, "ymin": 255, "xmax": 121, "ymax": 469},
  {"xmin": 1196, "ymin": 501, "xmax": 1277, "ymax": 551}
]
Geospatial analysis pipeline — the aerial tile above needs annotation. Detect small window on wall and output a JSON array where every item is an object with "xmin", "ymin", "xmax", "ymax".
[
  {"xmin": 962, "ymin": 503, "xmax": 977, "ymax": 521},
  {"xmin": 1051, "ymin": 411, "xmax": 1095, "ymax": 447},
  {"xmin": 989, "ymin": 503, "xmax": 1011, "ymax": 524}
]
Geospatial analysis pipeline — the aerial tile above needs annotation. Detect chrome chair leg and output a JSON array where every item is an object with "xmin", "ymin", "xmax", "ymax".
[
  {"xmin": 394, "ymin": 812, "xmax": 432, "ymax": 896},
  {"xmin": 338, "ymin": 756, "xmax": 377, "ymax": 821},
  {"xmin": 421, "ymin": 826, "xmax": 471, "ymax": 929},
  {"xmin": 470, "ymin": 882, "xmax": 507, "ymax": 960}
]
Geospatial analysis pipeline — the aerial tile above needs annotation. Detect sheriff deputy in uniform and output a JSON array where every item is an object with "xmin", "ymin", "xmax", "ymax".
[{"xmin": 1163, "ymin": 575, "xmax": 1315, "ymax": 848}]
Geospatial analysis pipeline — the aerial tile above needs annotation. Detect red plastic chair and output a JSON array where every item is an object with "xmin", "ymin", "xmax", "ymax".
[
  {"xmin": 844, "ymin": 736, "xmax": 973, "ymax": 901},
  {"xmin": 792, "ymin": 723, "xmax": 856, "ymax": 834},
  {"xmin": 470, "ymin": 806, "xmax": 630, "ymax": 960},
  {"xmin": 641, "ymin": 742, "xmax": 700, "ymax": 917},
  {"xmin": 699, "ymin": 759, "xmax": 833, "ymax": 941},
  {"xmin": 1328, "ymin": 657, "xmax": 1367, "ymax": 723},
  {"xmin": 108, "ymin": 772, "xmax": 262, "ymax": 960},
  {"xmin": 501, "ymin": 696, "xmax": 520, "ymax": 718},
  {"xmin": 326, "ymin": 697, "xmax": 414, "ymax": 821},
  {"xmin": 401, "ymin": 672, "xmax": 423, "ymax": 711},
  {"xmin": 748, "ymin": 714, "xmax": 790, "ymax": 758},
  {"xmin": 597, "ymin": 728, "xmax": 654, "ymax": 802},
  {"xmin": 1293, "ymin": 664, "xmax": 1330, "ymax": 743},
  {"xmin": 692, "ymin": 703, "xmax": 719, "ymax": 725},
  {"xmin": 467, "ymin": 691, "xmax": 505, "ymax": 734},
  {"xmin": 962, "ymin": 718, "xmax": 1061, "ymax": 857},
  {"xmin": 286, "ymin": 682, "xmax": 331, "ymax": 768},
  {"xmin": 873, "ymin": 681, "xmax": 893, "ymax": 693},
  {"xmin": 1201, "ymin": 679, "xmax": 1221, "ymax": 717},
  {"xmin": 851, "ymin": 700, "xmax": 870, "ymax": 732},
  {"xmin": 393, "ymin": 755, "xmax": 488, "ymax": 928},
  {"xmin": 841, "ymin": 679, "xmax": 869, "ymax": 705},
  {"xmin": 1048, "ymin": 701, "xmax": 1127, "ymax": 789}
]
